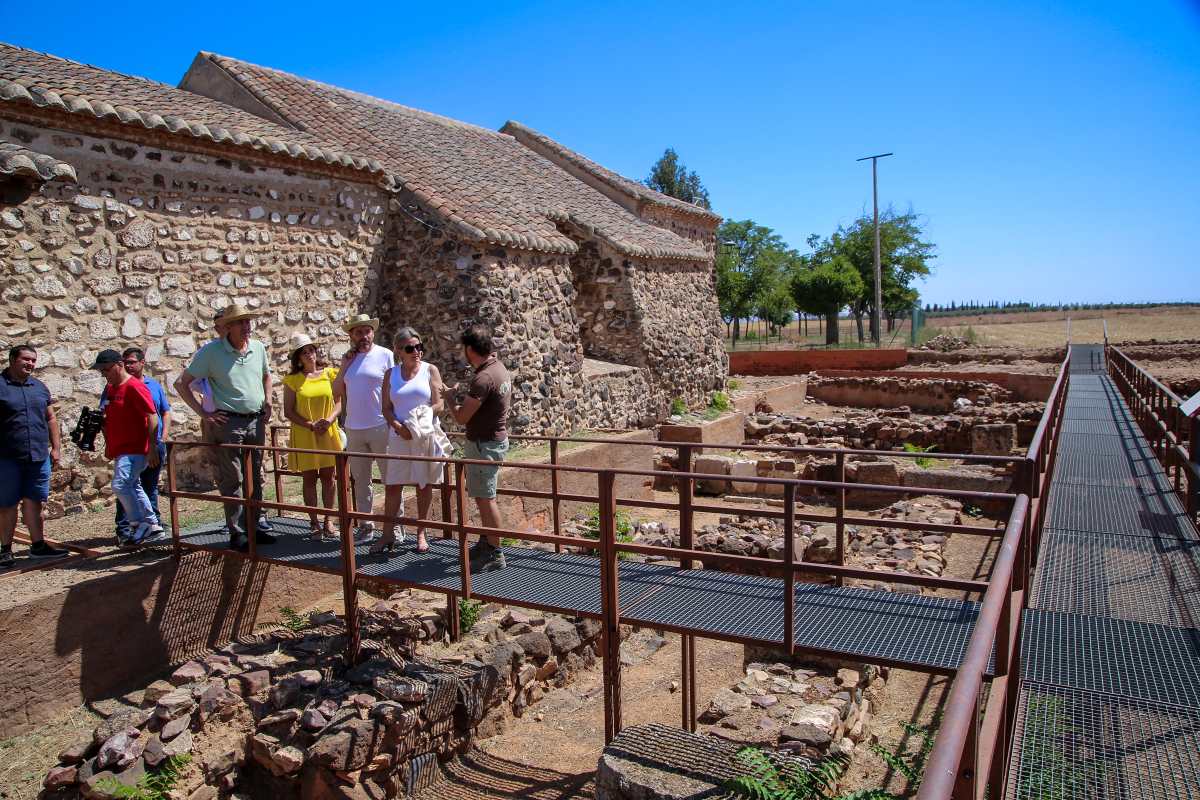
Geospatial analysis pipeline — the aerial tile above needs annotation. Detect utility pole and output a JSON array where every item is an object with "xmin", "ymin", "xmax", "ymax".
[{"xmin": 856, "ymin": 152, "xmax": 893, "ymax": 345}]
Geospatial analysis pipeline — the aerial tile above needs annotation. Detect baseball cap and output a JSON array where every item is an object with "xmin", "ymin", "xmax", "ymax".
[{"xmin": 90, "ymin": 349, "xmax": 122, "ymax": 370}]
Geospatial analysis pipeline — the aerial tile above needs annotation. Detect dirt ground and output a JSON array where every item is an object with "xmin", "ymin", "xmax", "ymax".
[{"xmin": 931, "ymin": 305, "xmax": 1200, "ymax": 347}]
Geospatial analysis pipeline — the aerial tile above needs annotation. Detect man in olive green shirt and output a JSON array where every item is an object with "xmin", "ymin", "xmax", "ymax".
[{"xmin": 175, "ymin": 305, "xmax": 275, "ymax": 551}]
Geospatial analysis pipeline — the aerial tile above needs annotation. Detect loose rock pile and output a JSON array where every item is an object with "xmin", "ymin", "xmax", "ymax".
[
  {"xmin": 919, "ymin": 333, "xmax": 972, "ymax": 352},
  {"xmin": 42, "ymin": 594, "xmax": 609, "ymax": 799},
  {"xmin": 697, "ymin": 660, "xmax": 885, "ymax": 760}
]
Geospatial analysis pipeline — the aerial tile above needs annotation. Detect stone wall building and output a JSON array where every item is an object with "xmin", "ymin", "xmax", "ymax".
[{"xmin": 0, "ymin": 43, "xmax": 726, "ymax": 514}]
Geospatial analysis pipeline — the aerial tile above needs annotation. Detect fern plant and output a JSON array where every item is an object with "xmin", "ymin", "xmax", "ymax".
[
  {"xmin": 97, "ymin": 755, "xmax": 191, "ymax": 800},
  {"xmin": 869, "ymin": 720, "xmax": 936, "ymax": 789},
  {"xmin": 723, "ymin": 748, "xmax": 852, "ymax": 800},
  {"xmin": 278, "ymin": 605, "xmax": 309, "ymax": 631}
]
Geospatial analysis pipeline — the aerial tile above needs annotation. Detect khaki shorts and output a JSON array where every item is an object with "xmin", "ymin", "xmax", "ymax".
[{"xmin": 463, "ymin": 438, "xmax": 508, "ymax": 499}]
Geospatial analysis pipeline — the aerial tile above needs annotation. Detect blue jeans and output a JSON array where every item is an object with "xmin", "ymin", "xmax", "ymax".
[
  {"xmin": 115, "ymin": 445, "xmax": 164, "ymax": 539},
  {"xmin": 112, "ymin": 454, "xmax": 159, "ymax": 539}
]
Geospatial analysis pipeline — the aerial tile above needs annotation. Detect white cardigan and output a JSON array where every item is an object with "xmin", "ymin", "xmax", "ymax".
[{"xmin": 401, "ymin": 405, "xmax": 453, "ymax": 488}]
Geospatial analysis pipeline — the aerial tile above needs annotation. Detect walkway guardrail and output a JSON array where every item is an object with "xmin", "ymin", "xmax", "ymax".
[
  {"xmin": 919, "ymin": 351, "xmax": 1069, "ymax": 800},
  {"xmin": 1108, "ymin": 346, "xmax": 1199, "ymax": 519},
  {"xmin": 163, "ymin": 417, "xmax": 1033, "ymax": 749}
]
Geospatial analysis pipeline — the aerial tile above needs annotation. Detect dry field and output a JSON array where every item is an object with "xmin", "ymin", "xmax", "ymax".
[{"xmin": 931, "ymin": 305, "xmax": 1200, "ymax": 347}]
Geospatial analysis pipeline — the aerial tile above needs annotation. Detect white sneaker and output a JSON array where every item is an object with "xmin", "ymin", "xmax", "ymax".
[
  {"xmin": 353, "ymin": 525, "xmax": 378, "ymax": 544},
  {"xmin": 142, "ymin": 530, "xmax": 170, "ymax": 544}
]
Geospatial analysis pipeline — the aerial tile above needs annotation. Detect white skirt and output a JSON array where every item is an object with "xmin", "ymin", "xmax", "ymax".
[{"xmin": 385, "ymin": 432, "xmax": 444, "ymax": 487}]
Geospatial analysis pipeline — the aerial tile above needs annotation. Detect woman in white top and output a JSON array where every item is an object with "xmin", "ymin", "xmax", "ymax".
[{"xmin": 376, "ymin": 327, "xmax": 446, "ymax": 554}]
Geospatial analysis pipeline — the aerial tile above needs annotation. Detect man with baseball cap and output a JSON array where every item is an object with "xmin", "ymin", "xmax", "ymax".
[
  {"xmin": 331, "ymin": 313, "xmax": 394, "ymax": 542},
  {"xmin": 174, "ymin": 304, "xmax": 276, "ymax": 552},
  {"xmin": 92, "ymin": 349, "xmax": 166, "ymax": 544}
]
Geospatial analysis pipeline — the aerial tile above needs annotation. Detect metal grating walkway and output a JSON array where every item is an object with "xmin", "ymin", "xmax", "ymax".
[
  {"xmin": 179, "ymin": 525, "xmax": 990, "ymax": 674},
  {"xmin": 1009, "ymin": 344, "xmax": 1200, "ymax": 799}
]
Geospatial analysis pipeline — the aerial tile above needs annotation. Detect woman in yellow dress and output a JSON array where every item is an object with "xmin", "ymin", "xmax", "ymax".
[{"xmin": 282, "ymin": 333, "xmax": 343, "ymax": 539}]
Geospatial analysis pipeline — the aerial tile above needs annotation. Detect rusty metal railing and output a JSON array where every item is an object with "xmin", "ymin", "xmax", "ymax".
[
  {"xmin": 1108, "ymin": 346, "xmax": 1199, "ymax": 520},
  {"xmin": 918, "ymin": 352, "xmax": 1069, "ymax": 800},
  {"xmin": 165, "ymin": 416, "xmax": 1032, "ymax": 749}
]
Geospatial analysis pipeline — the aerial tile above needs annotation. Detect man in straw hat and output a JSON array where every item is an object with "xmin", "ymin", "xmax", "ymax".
[
  {"xmin": 332, "ymin": 313, "xmax": 394, "ymax": 542},
  {"xmin": 174, "ymin": 304, "xmax": 277, "ymax": 552}
]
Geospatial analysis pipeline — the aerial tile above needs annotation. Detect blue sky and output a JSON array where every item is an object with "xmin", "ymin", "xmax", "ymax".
[{"xmin": 4, "ymin": 0, "xmax": 1197, "ymax": 305}]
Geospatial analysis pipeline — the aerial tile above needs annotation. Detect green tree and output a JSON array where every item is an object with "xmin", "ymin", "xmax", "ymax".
[
  {"xmin": 790, "ymin": 256, "xmax": 865, "ymax": 345},
  {"xmin": 810, "ymin": 210, "xmax": 934, "ymax": 342},
  {"xmin": 716, "ymin": 220, "xmax": 787, "ymax": 344},
  {"xmin": 644, "ymin": 147, "xmax": 711, "ymax": 209}
]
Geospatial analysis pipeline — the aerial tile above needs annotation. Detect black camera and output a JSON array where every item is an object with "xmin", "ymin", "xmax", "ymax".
[{"xmin": 70, "ymin": 407, "xmax": 104, "ymax": 452}]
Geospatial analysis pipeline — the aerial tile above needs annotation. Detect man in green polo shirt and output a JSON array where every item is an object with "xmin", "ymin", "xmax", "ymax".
[{"xmin": 174, "ymin": 304, "xmax": 276, "ymax": 551}]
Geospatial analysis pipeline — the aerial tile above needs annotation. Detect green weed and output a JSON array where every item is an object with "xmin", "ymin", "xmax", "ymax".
[
  {"xmin": 97, "ymin": 755, "xmax": 191, "ymax": 800},
  {"xmin": 670, "ymin": 397, "xmax": 688, "ymax": 416},
  {"xmin": 902, "ymin": 442, "xmax": 937, "ymax": 469},
  {"xmin": 458, "ymin": 598, "xmax": 482, "ymax": 633},
  {"xmin": 278, "ymin": 606, "xmax": 309, "ymax": 631}
]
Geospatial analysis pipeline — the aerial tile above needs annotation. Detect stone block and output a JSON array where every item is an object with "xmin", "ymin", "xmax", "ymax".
[
  {"xmin": 970, "ymin": 424, "xmax": 1016, "ymax": 455},
  {"xmin": 729, "ymin": 459, "xmax": 758, "ymax": 494},
  {"xmin": 694, "ymin": 455, "xmax": 732, "ymax": 496}
]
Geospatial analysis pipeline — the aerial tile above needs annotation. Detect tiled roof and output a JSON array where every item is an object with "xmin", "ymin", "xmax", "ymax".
[
  {"xmin": 203, "ymin": 54, "xmax": 711, "ymax": 260},
  {"xmin": 501, "ymin": 121, "xmax": 721, "ymax": 225},
  {"xmin": 0, "ymin": 43, "xmax": 387, "ymax": 179},
  {"xmin": 0, "ymin": 138, "xmax": 76, "ymax": 182}
]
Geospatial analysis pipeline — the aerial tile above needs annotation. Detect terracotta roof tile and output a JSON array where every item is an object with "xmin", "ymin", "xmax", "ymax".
[
  {"xmin": 207, "ymin": 54, "xmax": 710, "ymax": 261},
  {"xmin": 0, "ymin": 43, "xmax": 387, "ymax": 180},
  {"xmin": 0, "ymin": 138, "xmax": 76, "ymax": 182},
  {"xmin": 501, "ymin": 120, "xmax": 720, "ymax": 225}
]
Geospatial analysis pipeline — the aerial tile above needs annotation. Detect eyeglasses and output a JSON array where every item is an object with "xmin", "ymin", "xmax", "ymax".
[{"xmin": 402, "ymin": 343, "xmax": 424, "ymax": 354}]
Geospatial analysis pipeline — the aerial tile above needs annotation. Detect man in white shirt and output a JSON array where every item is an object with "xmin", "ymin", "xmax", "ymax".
[{"xmin": 332, "ymin": 314, "xmax": 394, "ymax": 542}]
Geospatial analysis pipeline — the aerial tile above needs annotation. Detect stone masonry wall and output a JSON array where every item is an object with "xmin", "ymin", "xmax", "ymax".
[
  {"xmin": 377, "ymin": 205, "xmax": 587, "ymax": 436},
  {"xmin": 567, "ymin": 239, "xmax": 643, "ymax": 367},
  {"xmin": 626, "ymin": 253, "xmax": 728, "ymax": 414},
  {"xmin": 0, "ymin": 116, "xmax": 389, "ymax": 515}
]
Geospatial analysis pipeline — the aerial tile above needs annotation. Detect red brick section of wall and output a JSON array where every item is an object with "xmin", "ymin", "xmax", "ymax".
[
  {"xmin": 729, "ymin": 349, "xmax": 908, "ymax": 376},
  {"xmin": 0, "ymin": 552, "xmax": 341, "ymax": 738},
  {"xmin": 816, "ymin": 370, "xmax": 1055, "ymax": 402}
]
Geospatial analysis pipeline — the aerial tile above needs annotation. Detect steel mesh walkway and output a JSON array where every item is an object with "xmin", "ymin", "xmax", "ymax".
[
  {"xmin": 1009, "ymin": 344, "xmax": 1200, "ymax": 799},
  {"xmin": 178, "ymin": 524, "xmax": 990, "ymax": 673}
]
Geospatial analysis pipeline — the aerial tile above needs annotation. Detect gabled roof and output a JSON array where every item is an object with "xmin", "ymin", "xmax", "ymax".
[
  {"xmin": 501, "ymin": 121, "xmax": 721, "ymax": 226},
  {"xmin": 0, "ymin": 138, "xmax": 76, "ymax": 182},
  {"xmin": 0, "ymin": 43, "xmax": 387, "ymax": 179},
  {"xmin": 196, "ymin": 53, "xmax": 711, "ymax": 261}
]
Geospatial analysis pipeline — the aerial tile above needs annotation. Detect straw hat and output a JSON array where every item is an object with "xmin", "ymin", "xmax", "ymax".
[
  {"xmin": 214, "ymin": 303, "xmax": 259, "ymax": 327},
  {"xmin": 341, "ymin": 313, "xmax": 379, "ymax": 333},
  {"xmin": 288, "ymin": 332, "xmax": 316, "ymax": 359}
]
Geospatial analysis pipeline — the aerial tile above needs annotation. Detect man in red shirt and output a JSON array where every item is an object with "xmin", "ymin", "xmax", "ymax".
[{"xmin": 91, "ymin": 350, "xmax": 165, "ymax": 545}]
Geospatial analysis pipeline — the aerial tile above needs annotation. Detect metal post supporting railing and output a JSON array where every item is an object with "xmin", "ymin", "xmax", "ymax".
[
  {"xmin": 551, "ymin": 438, "xmax": 562, "ymax": 553},
  {"xmin": 167, "ymin": 442, "xmax": 181, "ymax": 561},
  {"xmin": 783, "ymin": 483, "xmax": 796, "ymax": 652},
  {"xmin": 598, "ymin": 469, "xmax": 621, "ymax": 742},
  {"xmin": 835, "ymin": 452, "xmax": 846, "ymax": 586},
  {"xmin": 455, "ymin": 462, "xmax": 471, "ymax": 603},
  {"xmin": 270, "ymin": 426, "xmax": 284, "ymax": 518},
  {"xmin": 677, "ymin": 445, "xmax": 694, "ymax": 571},
  {"xmin": 242, "ymin": 448, "xmax": 257, "ymax": 560},
  {"xmin": 335, "ymin": 454, "xmax": 359, "ymax": 664}
]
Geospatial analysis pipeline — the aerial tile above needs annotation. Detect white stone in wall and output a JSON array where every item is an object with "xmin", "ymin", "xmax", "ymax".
[
  {"xmin": 72, "ymin": 195, "xmax": 102, "ymax": 210},
  {"xmin": 49, "ymin": 346, "xmax": 75, "ymax": 367},
  {"xmin": 30, "ymin": 305, "xmax": 47, "ymax": 320},
  {"xmin": 202, "ymin": 248, "xmax": 219, "ymax": 264},
  {"xmin": 42, "ymin": 374, "xmax": 73, "ymax": 399},
  {"xmin": 124, "ymin": 274, "xmax": 154, "ymax": 289},
  {"xmin": 145, "ymin": 288, "xmax": 163, "ymax": 307},
  {"xmin": 64, "ymin": 257, "xmax": 85, "ymax": 276},
  {"xmin": 32, "ymin": 276, "xmax": 68, "ymax": 299},
  {"xmin": 93, "ymin": 249, "xmax": 112, "ymax": 268},
  {"xmin": 89, "ymin": 319, "xmax": 118, "ymax": 339},
  {"xmin": 166, "ymin": 336, "xmax": 196, "ymax": 357},
  {"xmin": 18, "ymin": 239, "xmax": 35, "ymax": 251},
  {"xmin": 74, "ymin": 297, "xmax": 98, "ymax": 314},
  {"xmin": 122, "ymin": 312, "xmax": 143, "ymax": 338},
  {"xmin": 145, "ymin": 343, "xmax": 163, "ymax": 363},
  {"xmin": 77, "ymin": 370, "xmax": 104, "ymax": 394},
  {"xmin": 119, "ymin": 219, "xmax": 156, "ymax": 248},
  {"xmin": 147, "ymin": 317, "xmax": 168, "ymax": 337},
  {"xmin": 87, "ymin": 275, "xmax": 121, "ymax": 295},
  {"xmin": 217, "ymin": 273, "xmax": 234, "ymax": 287},
  {"xmin": 248, "ymin": 206, "xmax": 265, "ymax": 220}
]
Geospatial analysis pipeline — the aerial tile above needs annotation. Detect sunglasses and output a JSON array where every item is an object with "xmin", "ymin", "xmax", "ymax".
[{"xmin": 401, "ymin": 343, "xmax": 424, "ymax": 354}]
